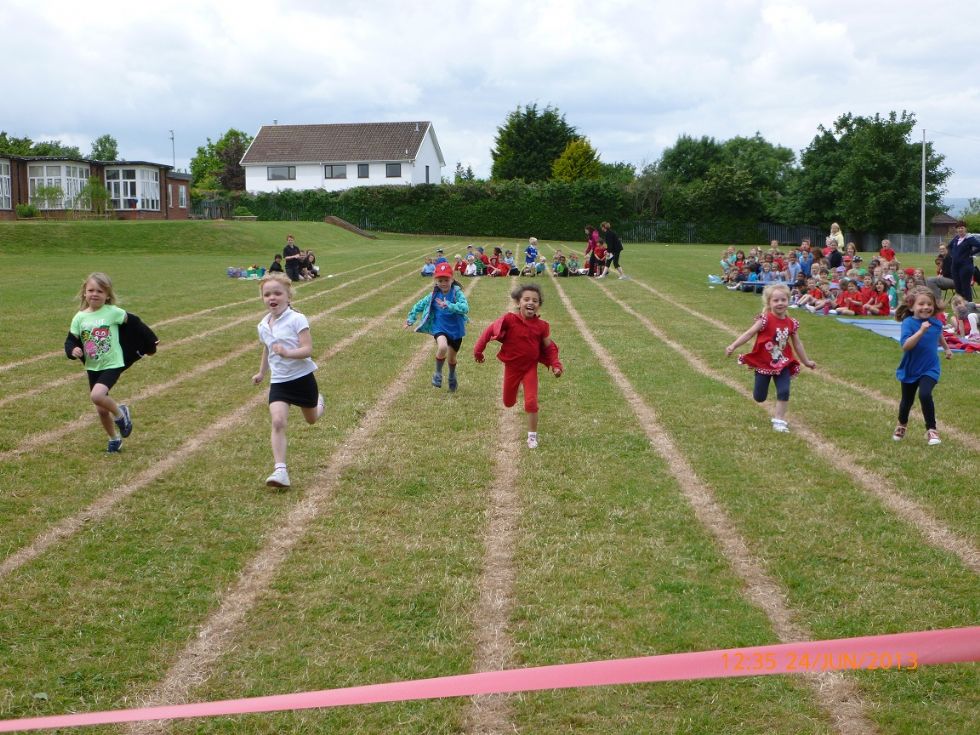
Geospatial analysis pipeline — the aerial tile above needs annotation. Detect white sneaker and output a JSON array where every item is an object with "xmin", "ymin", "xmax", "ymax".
[
  {"xmin": 618, "ymin": 275, "xmax": 629, "ymax": 280},
  {"xmin": 527, "ymin": 434, "xmax": 538, "ymax": 449},
  {"xmin": 771, "ymin": 418, "xmax": 789, "ymax": 433},
  {"xmin": 265, "ymin": 467, "xmax": 290, "ymax": 488}
]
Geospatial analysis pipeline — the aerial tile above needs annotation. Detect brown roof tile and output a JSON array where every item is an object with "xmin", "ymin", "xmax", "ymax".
[{"xmin": 241, "ymin": 122, "xmax": 432, "ymax": 164}]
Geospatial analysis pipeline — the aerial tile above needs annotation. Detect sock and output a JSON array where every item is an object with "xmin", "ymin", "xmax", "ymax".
[
  {"xmin": 528, "ymin": 431, "xmax": 537, "ymax": 439},
  {"xmin": 435, "ymin": 358, "xmax": 445, "ymax": 373},
  {"xmin": 113, "ymin": 409, "xmax": 123, "ymax": 420},
  {"xmin": 449, "ymin": 362, "xmax": 457, "ymax": 375},
  {"xmin": 274, "ymin": 462, "xmax": 286, "ymax": 470}
]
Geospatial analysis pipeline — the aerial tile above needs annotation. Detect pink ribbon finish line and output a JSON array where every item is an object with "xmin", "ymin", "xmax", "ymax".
[{"xmin": 1, "ymin": 626, "xmax": 977, "ymax": 732}]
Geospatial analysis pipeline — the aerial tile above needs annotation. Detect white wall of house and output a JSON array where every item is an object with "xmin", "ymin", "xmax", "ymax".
[
  {"xmin": 244, "ymin": 127, "xmax": 444, "ymax": 193},
  {"xmin": 411, "ymin": 128, "xmax": 443, "ymax": 185}
]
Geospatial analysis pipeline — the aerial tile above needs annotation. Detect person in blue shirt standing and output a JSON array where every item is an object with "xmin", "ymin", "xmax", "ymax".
[
  {"xmin": 892, "ymin": 287, "xmax": 952, "ymax": 445},
  {"xmin": 524, "ymin": 237, "xmax": 539, "ymax": 275},
  {"xmin": 405, "ymin": 261, "xmax": 469, "ymax": 392}
]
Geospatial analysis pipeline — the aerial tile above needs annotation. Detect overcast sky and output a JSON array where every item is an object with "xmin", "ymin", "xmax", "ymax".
[{"xmin": 4, "ymin": 0, "xmax": 979, "ymax": 200}]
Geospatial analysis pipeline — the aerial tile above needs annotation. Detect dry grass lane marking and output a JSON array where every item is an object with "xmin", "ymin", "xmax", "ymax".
[
  {"xmin": 125, "ymin": 279, "xmax": 482, "ymax": 735},
  {"xmin": 0, "ymin": 284, "xmax": 430, "ymax": 580},
  {"xmin": 553, "ymin": 277, "xmax": 876, "ymax": 735},
  {"xmin": 0, "ymin": 247, "xmax": 429, "ymax": 374},
  {"xmin": 599, "ymin": 281, "xmax": 980, "ymax": 576},
  {"xmin": 464, "ymin": 289, "xmax": 520, "ymax": 735},
  {"xmin": 631, "ymin": 279, "xmax": 980, "ymax": 450},
  {"xmin": 0, "ymin": 268, "xmax": 419, "ymax": 460}
]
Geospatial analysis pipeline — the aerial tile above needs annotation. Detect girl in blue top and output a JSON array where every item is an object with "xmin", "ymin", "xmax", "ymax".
[
  {"xmin": 893, "ymin": 287, "xmax": 952, "ymax": 445},
  {"xmin": 405, "ymin": 261, "xmax": 469, "ymax": 392}
]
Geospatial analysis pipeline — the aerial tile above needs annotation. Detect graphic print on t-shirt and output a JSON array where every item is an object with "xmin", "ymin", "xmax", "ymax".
[{"xmin": 82, "ymin": 325, "xmax": 112, "ymax": 359}]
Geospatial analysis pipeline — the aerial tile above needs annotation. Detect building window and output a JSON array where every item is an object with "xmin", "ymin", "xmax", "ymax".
[
  {"xmin": 0, "ymin": 161, "xmax": 10, "ymax": 210},
  {"xmin": 358, "ymin": 163, "xmax": 369, "ymax": 178},
  {"xmin": 386, "ymin": 163, "xmax": 402, "ymax": 178},
  {"xmin": 29, "ymin": 164, "xmax": 65, "ymax": 209},
  {"xmin": 167, "ymin": 184, "xmax": 173, "ymax": 208},
  {"xmin": 178, "ymin": 185, "xmax": 187, "ymax": 208},
  {"xmin": 140, "ymin": 169, "xmax": 160, "ymax": 211},
  {"xmin": 62, "ymin": 165, "xmax": 90, "ymax": 208},
  {"xmin": 267, "ymin": 166, "xmax": 296, "ymax": 180},
  {"xmin": 324, "ymin": 164, "xmax": 347, "ymax": 179},
  {"xmin": 105, "ymin": 168, "xmax": 139, "ymax": 209},
  {"xmin": 425, "ymin": 165, "xmax": 430, "ymax": 184}
]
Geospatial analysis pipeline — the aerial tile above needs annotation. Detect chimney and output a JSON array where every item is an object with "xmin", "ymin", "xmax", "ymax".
[{"xmin": 415, "ymin": 122, "xmax": 419, "ymax": 132}]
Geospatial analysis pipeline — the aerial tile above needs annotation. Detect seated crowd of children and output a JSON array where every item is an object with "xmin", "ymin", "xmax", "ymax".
[
  {"xmin": 420, "ymin": 238, "xmax": 609, "ymax": 280},
  {"xmin": 715, "ymin": 239, "xmax": 980, "ymax": 340}
]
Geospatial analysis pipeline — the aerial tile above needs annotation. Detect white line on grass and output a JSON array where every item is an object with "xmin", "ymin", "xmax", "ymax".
[
  {"xmin": 0, "ymin": 267, "xmax": 421, "ymax": 460},
  {"xmin": 0, "ymin": 258, "xmax": 420, "ymax": 411},
  {"xmin": 123, "ymin": 278, "xmax": 483, "ymax": 735},
  {"xmin": 601, "ymin": 280, "xmax": 980, "ymax": 575},
  {"xmin": 0, "ymin": 282, "xmax": 433, "ymax": 580},
  {"xmin": 0, "ymin": 247, "xmax": 428, "ymax": 374},
  {"xmin": 551, "ymin": 275, "xmax": 876, "ymax": 735},
  {"xmin": 464, "ymin": 286, "xmax": 520, "ymax": 735},
  {"xmin": 630, "ymin": 279, "xmax": 980, "ymax": 450}
]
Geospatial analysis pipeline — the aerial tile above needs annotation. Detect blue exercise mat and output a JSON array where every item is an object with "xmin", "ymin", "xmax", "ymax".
[{"xmin": 835, "ymin": 318, "xmax": 902, "ymax": 342}]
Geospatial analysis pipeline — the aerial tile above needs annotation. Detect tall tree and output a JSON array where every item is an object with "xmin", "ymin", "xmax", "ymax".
[
  {"xmin": 191, "ymin": 128, "xmax": 253, "ymax": 191},
  {"xmin": 29, "ymin": 140, "xmax": 82, "ymax": 157},
  {"xmin": 490, "ymin": 103, "xmax": 577, "ymax": 181},
  {"xmin": 0, "ymin": 131, "xmax": 34, "ymax": 156},
  {"xmin": 453, "ymin": 161, "xmax": 476, "ymax": 182},
  {"xmin": 784, "ymin": 111, "xmax": 950, "ymax": 234},
  {"xmin": 551, "ymin": 138, "xmax": 602, "ymax": 182},
  {"xmin": 89, "ymin": 134, "xmax": 119, "ymax": 160},
  {"xmin": 597, "ymin": 161, "xmax": 636, "ymax": 187}
]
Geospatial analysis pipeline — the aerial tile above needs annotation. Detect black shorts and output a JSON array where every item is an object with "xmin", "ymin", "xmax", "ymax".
[
  {"xmin": 87, "ymin": 367, "xmax": 124, "ymax": 390},
  {"xmin": 433, "ymin": 333, "xmax": 463, "ymax": 353},
  {"xmin": 269, "ymin": 372, "xmax": 320, "ymax": 407}
]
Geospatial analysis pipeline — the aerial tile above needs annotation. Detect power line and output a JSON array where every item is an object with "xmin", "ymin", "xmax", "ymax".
[{"xmin": 927, "ymin": 129, "xmax": 980, "ymax": 146}]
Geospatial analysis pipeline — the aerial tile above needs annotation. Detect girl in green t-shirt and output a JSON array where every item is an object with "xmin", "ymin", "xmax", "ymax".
[{"xmin": 68, "ymin": 273, "xmax": 133, "ymax": 452}]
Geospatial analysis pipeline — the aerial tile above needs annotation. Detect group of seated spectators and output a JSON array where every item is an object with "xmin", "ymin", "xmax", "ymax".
[
  {"xmin": 420, "ymin": 239, "xmax": 601, "ymax": 279},
  {"xmin": 714, "ymin": 237, "xmax": 979, "ymax": 338},
  {"xmin": 270, "ymin": 248, "xmax": 318, "ymax": 281}
]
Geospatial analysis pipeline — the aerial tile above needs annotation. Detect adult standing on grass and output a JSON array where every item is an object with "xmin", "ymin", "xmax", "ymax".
[
  {"xmin": 253, "ymin": 273, "xmax": 324, "ymax": 489},
  {"xmin": 600, "ymin": 221, "xmax": 628, "ymax": 279},
  {"xmin": 828, "ymin": 222, "xmax": 845, "ymax": 251},
  {"xmin": 282, "ymin": 234, "xmax": 303, "ymax": 282},
  {"xmin": 948, "ymin": 221, "xmax": 980, "ymax": 300}
]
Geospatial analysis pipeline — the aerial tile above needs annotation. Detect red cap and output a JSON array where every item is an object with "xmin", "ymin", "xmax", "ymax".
[{"xmin": 433, "ymin": 262, "xmax": 453, "ymax": 278}]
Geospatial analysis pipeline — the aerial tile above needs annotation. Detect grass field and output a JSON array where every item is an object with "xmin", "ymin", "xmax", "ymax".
[{"xmin": 0, "ymin": 221, "xmax": 976, "ymax": 734}]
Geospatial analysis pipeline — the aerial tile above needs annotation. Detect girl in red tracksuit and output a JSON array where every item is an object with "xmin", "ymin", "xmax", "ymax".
[{"xmin": 473, "ymin": 283, "xmax": 563, "ymax": 448}]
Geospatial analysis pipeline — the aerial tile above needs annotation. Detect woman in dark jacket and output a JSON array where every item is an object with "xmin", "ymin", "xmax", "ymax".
[{"xmin": 600, "ymin": 221, "xmax": 628, "ymax": 279}]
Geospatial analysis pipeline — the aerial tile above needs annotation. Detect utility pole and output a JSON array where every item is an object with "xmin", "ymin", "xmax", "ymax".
[
  {"xmin": 920, "ymin": 129, "xmax": 926, "ymax": 253},
  {"xmin": 169, "ymin": 130, "xmax": 176, "ymax": 169}
]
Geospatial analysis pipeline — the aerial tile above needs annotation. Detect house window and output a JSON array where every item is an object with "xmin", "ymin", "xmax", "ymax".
[
  {"xmin": 29, "ymin": 164, "xmax": 65, "ymax": 209},
  {"xmin": 105, "ymin": 168, "xmax": 139, "ymax": 210},
  {"xmin": 0, "ymin": 161, "xmax": 10, "ymax": 210},
  {"xmin": 386, "ymin": 163, "xmax": 402, "ymax": 178},
  {"xmin": 324, "ymin": 164, "xmax": 347, "ymax": 179},
  {"xmin": 425, "ymin": 165, "xmax": 430, "ymax": 184},
  {"xmin": 140, "ymin": 169, "xmax": 160, "ymax": 211},
  {"xmin": 358, "ymin": 163, "xmax": 369, "ymax": 178},
  {"xmin": 63, "ymin": 164, "xmax": 90, "ymax": 209},
  {"xmin": 178, "ymin": 185, "xmax": 187, "ymax": 208},
  {"xmin": 267, "ymin": 166, "xmax": 295, "ymax": 180},
  {"xmin": 167, "ymin": 184, "xmax": 173, "ymax": 208}
]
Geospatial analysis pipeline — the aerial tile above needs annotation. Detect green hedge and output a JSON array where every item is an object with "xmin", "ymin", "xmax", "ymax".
[{"xmin": 239, "ymin": 180, "xmax": 631, "ymax": 241}]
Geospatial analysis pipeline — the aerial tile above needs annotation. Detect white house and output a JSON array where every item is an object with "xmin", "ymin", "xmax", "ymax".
[{"xmin": 240, "ymin": 121, "xmax": 445, "ymax": 193}]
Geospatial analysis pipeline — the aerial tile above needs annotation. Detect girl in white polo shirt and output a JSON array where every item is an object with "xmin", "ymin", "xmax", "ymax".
[{"xmin": 252, "ymin": 273, "xmax": 324, "ymax": 488}]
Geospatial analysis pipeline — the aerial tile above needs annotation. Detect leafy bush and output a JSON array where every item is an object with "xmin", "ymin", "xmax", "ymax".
[
  {"xmin": 233, "ymin": 205, "xmax": 254, "ymax": 217},
  {"xmin": 15, "ymin": 203, "xmax": 38, "ymax": 218}
]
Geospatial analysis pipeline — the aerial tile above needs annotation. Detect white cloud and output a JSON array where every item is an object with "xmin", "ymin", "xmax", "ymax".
[{"xmin": 4, "ymin": 0, "xmax": 979, "ymax": 197}]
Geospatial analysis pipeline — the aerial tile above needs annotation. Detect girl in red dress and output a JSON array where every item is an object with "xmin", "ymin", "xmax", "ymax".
[
  {"xmin": 473, "ymin": 283, "xmax": 563, "ymax": 448},
  {"xmin": 725, "ymin": 284, "xmax": 816, "ymax": 432}
]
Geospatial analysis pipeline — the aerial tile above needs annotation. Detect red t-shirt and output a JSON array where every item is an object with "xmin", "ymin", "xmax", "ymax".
[
  {"xmin": 844, "ymin": 291, "xmax": 866, "ymax": 314},
  {"xmin": 868, "ymin": 292, "xmax": 890, "ymax": 315},
  {"xmin": 859, "ymin": 286, "xmax": 874, "ymax": 302},
  {"xmin": 808, "ymin": 287, "xmax": 823, "ymax": 299},
  {"xmin": 737, "ymin": 312, "xmax": 801, "ymax": 375},
  {"xmin": 879, "ymin": 247, "xmax": 896, "ymax": 261}
]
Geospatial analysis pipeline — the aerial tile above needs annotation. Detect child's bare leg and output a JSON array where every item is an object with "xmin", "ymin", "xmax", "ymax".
[
  {"xmin": 434, "ymin": 335, "xmax": 449, "ymax": 361},
  {"xmin": 91, "ymin": 385, "xmax": 120, "ymax": 438},
  {"xmin": 527, "ymin": 411, "xmax": 538, "ymax": 432},
  {"xmin": 269, "ymin": 401, "xmax": 289, "ymax": 465},
  {"xmin": 774, "ymin": 400, "xmax": 788, "ymax": 421}
]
